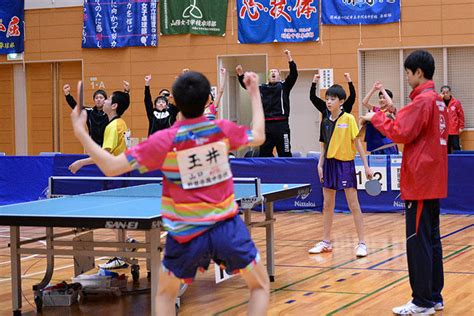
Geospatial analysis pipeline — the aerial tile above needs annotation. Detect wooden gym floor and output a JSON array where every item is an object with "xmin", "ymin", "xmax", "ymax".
[{"xmin": 0, "ymin": 212, "xmax": 472, "ymax": 315}]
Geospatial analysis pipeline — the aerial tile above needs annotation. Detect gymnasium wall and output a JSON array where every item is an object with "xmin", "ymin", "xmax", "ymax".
[
  {"xmin": 0, "ymin": 65, "xmax": 14, "ymax": 154},
  {"xmin": 26, "ymin": 63, "xmax": 54, "ymax": 154},
  {"xmin": 59, "ymin": 62, "xmax": 83, "ymax": 153},
  {"xmin": 0, "ymin": 1, "xmax": 473, "ymax": 154}
]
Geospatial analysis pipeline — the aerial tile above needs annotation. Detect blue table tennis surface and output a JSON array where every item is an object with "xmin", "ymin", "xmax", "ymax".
[{"xmin": 0, "ymin": 183, "xmax": 308, "ymax": 221}]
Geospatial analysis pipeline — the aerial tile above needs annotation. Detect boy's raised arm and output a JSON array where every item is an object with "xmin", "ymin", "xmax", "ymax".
[
  {"xmin": 63, "ymin": 84, "xmax": 77, "ymax": 109},
  {"xmin": 362, "ymin": 81, "xmax": 379, "ymax": 111},
  {"xmin": 236, "ymin": 65, "xmax": 247, "ymax": 90},
  {"xmin": 343, "ymin": 73, "xmax": 356, "ymax": 113},
  {"xmin": 144, "ymin": 75, "xmax": 155, "ymax": 118},
  {"xmin": 243, "ymin": 72, "xmax": 265, "ymax": 147},
  {"xmin": 214, "ymin": 68, "xmax": 227, "ymax": 110},
  {"xmin": 309, "ymin": 74, "xmax": 326, "ymax": 113}
]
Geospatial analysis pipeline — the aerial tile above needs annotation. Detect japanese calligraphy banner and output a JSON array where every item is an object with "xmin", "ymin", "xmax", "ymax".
[
  {"xmin": 0, "ymin": 0, "xmax": 24, "ymax": 54},
  {"xmin": 322, "ymin": 0, "xmax": 400, "ymax": 25},
  {"xmin": 160, "ymin": 0, "xmax": 227, "ymax": 36},
  {"xmin": 237, "ymin": 0, "xmax": 319, "ymax": 44},
  {"xmin": 82, "ymin": 0, "xmax": 158, "ymax": 49}
]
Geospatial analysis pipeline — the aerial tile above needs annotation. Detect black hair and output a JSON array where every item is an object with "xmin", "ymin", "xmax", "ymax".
[
  {"xmin": 111, "ymin": 91, "xmax": 130, "ymax": 116},
  {"xmin": 159, "ymin": 88, "xmax": 171, "ymax": 96},
  {"xmin": 378, "ymin": 89, "xmax": 393, "ymax": 99},
  {"xmin": 326, "ymin": 84, "xmax": 346, "ymax": 100},
  {"xmin": 154, "ymin": 95, "xmax": 168, "ymax": 106},
  {"xmin": 404, "ymin": 50, "xmax": 435, "ymax": 80},
  {"xmin": 172, "ymin": 71, "xmax": 210, "ymax": 118},
  {"xmin": 440, "ymin": 85, "xmax": 451, "ymax": 92},
  {"xmin": 93, "ymin": 89, "xmax": 107, "ymax": 100}
]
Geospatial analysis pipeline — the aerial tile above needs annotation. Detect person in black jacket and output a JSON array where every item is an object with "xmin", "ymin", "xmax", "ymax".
[
  {"xmin": 63, "ymin": 81, "xmax": 130, "ymax": 146},
  {"xmin": 64, "ymin": 84, "xmax": 108, "ymax": 146},
  {"xmin": 144, "ymin": 75, "xmax": 179, "ymax": 136},
  {"xmin": 310, "ymin": 72, "xmax": 355, "ymax": 118},
  {"xmin": 236, "ymin": 50, "xmax": 298, "ymax": 157}
]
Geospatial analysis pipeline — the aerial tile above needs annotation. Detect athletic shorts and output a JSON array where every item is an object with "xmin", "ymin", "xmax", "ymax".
[
  {"xmin": 322, "ymin": 158, "xmax": 357, "ymax": 190},
  {"xmin": 162, "ymin": 215, "xmax": 260, "ymax": 284}
]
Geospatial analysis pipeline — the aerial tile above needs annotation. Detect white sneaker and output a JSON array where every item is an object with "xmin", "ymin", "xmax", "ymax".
[
  {"xmin": 355, "ymin": 243, "xmax": 368, "ymax": 257},
  {"xmin": 308, "ymin": 241, "xmax": 332, "ymax": 254},
  {"xmin": 433, "ymin": 302, "xmax": 444, "ymax": 311},
  {"xmin": 392, "ymin": 301, "xmax": 435, "ymax": 315},
  {"xmin": 98, "ymin": 257, "xmax": 128, "ymax": 269}
]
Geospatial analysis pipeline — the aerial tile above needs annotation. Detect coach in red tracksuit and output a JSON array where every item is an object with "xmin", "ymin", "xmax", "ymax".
[
  {"xmin": 362, "ymin": 50, "xmax": 448, "ymax": 315},
  {"xmin": 441, "ymin": 85, "xmax": 465, "ymax": 154}
]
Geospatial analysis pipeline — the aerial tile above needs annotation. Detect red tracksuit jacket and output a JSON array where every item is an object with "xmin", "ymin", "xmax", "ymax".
[
  {"xmin": 446, "ymin": 97, "xmax": 465, "ymax": 135},
  {"xmin": 371, "ymin": 81, "xmax": 448, "ymax": 201}
]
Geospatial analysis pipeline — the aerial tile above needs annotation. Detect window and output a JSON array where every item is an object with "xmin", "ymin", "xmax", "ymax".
[
  {"xmin": 447, "ymin": 47, "xmax": 474, "ymax": 129},
  {"xmin": 360, "ymin": 49, "xmax": 401, "ymax": 114},
  {"xmin": 360, "ymin": 46, "xmax": 474, "ymax": 129}
]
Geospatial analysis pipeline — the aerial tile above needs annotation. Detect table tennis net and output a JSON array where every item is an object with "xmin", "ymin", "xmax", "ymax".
[{"xmin": 49, "ymin": 176, "xmax": 261, "ymax": 199}]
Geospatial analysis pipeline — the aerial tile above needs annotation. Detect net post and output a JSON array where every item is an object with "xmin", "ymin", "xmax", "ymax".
[
  {"xmin": 48, "ymin": 176, "xmax": 53, "ymax": 199},
  {"xmin": 255, "ymin": 177, "xmax": 262, "ymax": 198}
]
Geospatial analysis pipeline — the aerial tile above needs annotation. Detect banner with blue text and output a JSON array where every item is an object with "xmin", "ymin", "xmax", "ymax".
[
  {"xmin": 0, "ymin": 0, "xmax": 24, "ymax": 54},
  {"xmin": 82, "ymin": 0, "xmax": 157, "ymax": 49},
  {"xmin": 322, "ymin": 0, "xmax": 400, "ymax": 25},
  {"xmin": 237, "ymin": 0, "xmax": 319, "ymax": 44}
]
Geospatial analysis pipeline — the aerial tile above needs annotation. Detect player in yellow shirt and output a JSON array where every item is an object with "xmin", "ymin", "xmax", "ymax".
[
  {"xmin": 309, "ymin": 84, "xmax": 373, "ymax": 257},
  {"xmin": 102, "ymin": 115, "xmax": 128, "ymax": 156},
  {"xmin": 68, "ymin": 91, "xmax": 130, "ymax": 173}
]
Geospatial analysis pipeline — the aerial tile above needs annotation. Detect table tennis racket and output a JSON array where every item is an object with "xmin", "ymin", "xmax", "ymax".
[{"xmin": 365, "ymin": 179, "xmax": 382, "ymax": 196}]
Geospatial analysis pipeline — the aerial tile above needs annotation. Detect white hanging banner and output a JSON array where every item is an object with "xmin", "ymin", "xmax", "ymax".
[{"xmin": 319, "ymin": 68, "xmax": 333, "ymax": 89}]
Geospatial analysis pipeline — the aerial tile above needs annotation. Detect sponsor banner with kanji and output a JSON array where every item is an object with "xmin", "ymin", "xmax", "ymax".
[
  {"xmin": 160, "ymin": 0, "xmax": 227, "ymax": 36},
  {"xmin": 237, "ymin": 0, "xmax": 319, "ymax": 44},
  {"xmin": 82, "ymin": 0, "xmax": 158, "ymax": 49},
  {"xmin": 322, "ymin": 0, "xmax": 400, "ymax": 25},
  {"xmin": 0, "ymin": 0, "xmax": 24, "ymax": 54}
]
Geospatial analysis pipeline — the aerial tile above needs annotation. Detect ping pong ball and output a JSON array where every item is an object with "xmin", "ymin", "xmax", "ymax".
[{"xmin": 283, "ymin": 184, "xmax": 289, "ymax": 189}]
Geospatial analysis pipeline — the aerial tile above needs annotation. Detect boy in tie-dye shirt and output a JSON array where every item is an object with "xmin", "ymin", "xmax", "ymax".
[{"xmin": 70, "ymin": 71, "xmax": 269, "ymax": 315}]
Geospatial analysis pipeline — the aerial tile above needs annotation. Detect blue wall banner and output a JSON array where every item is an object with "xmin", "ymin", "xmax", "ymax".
[
  {"xmin": 322, "ymin": 0, "xmax": 400, "ymax": 25},
  {"xmin": 82, "ymin": 0, "xmax": 158, "ymax": 49},
  {"xmin": 0, "ymin": 156, "xmax": 53, "ymax": 206},
  {"xmin": 237, "ymin": 0, "xmax": 319, "ymax": 44},
  {"xmin": 0, "ymin": 0, "xmax": 24, "ymax": 54}
]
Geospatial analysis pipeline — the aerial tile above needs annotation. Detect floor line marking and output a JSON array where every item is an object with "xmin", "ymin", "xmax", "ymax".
[
  {"xmin": 213, "ymin": 244, "xmax": 394, "ymax": 315},
  {"xmin": 326, "ymin": 245, "xmax": 471, "ymax": 315},
  {"xmin": 214, "ymin": 222, "xmax": 474, "ymax": 315}
]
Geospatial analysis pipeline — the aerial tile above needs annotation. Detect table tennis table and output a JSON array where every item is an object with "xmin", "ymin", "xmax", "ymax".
[{"xmin": 0, "ymin": 176, "xmax": 311, "ymax": 315}]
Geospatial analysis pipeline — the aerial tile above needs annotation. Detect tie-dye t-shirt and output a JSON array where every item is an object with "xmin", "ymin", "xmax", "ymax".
[{"xmin": 126, "ymin": 116, "xmax": 253, "ymax": 243}]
